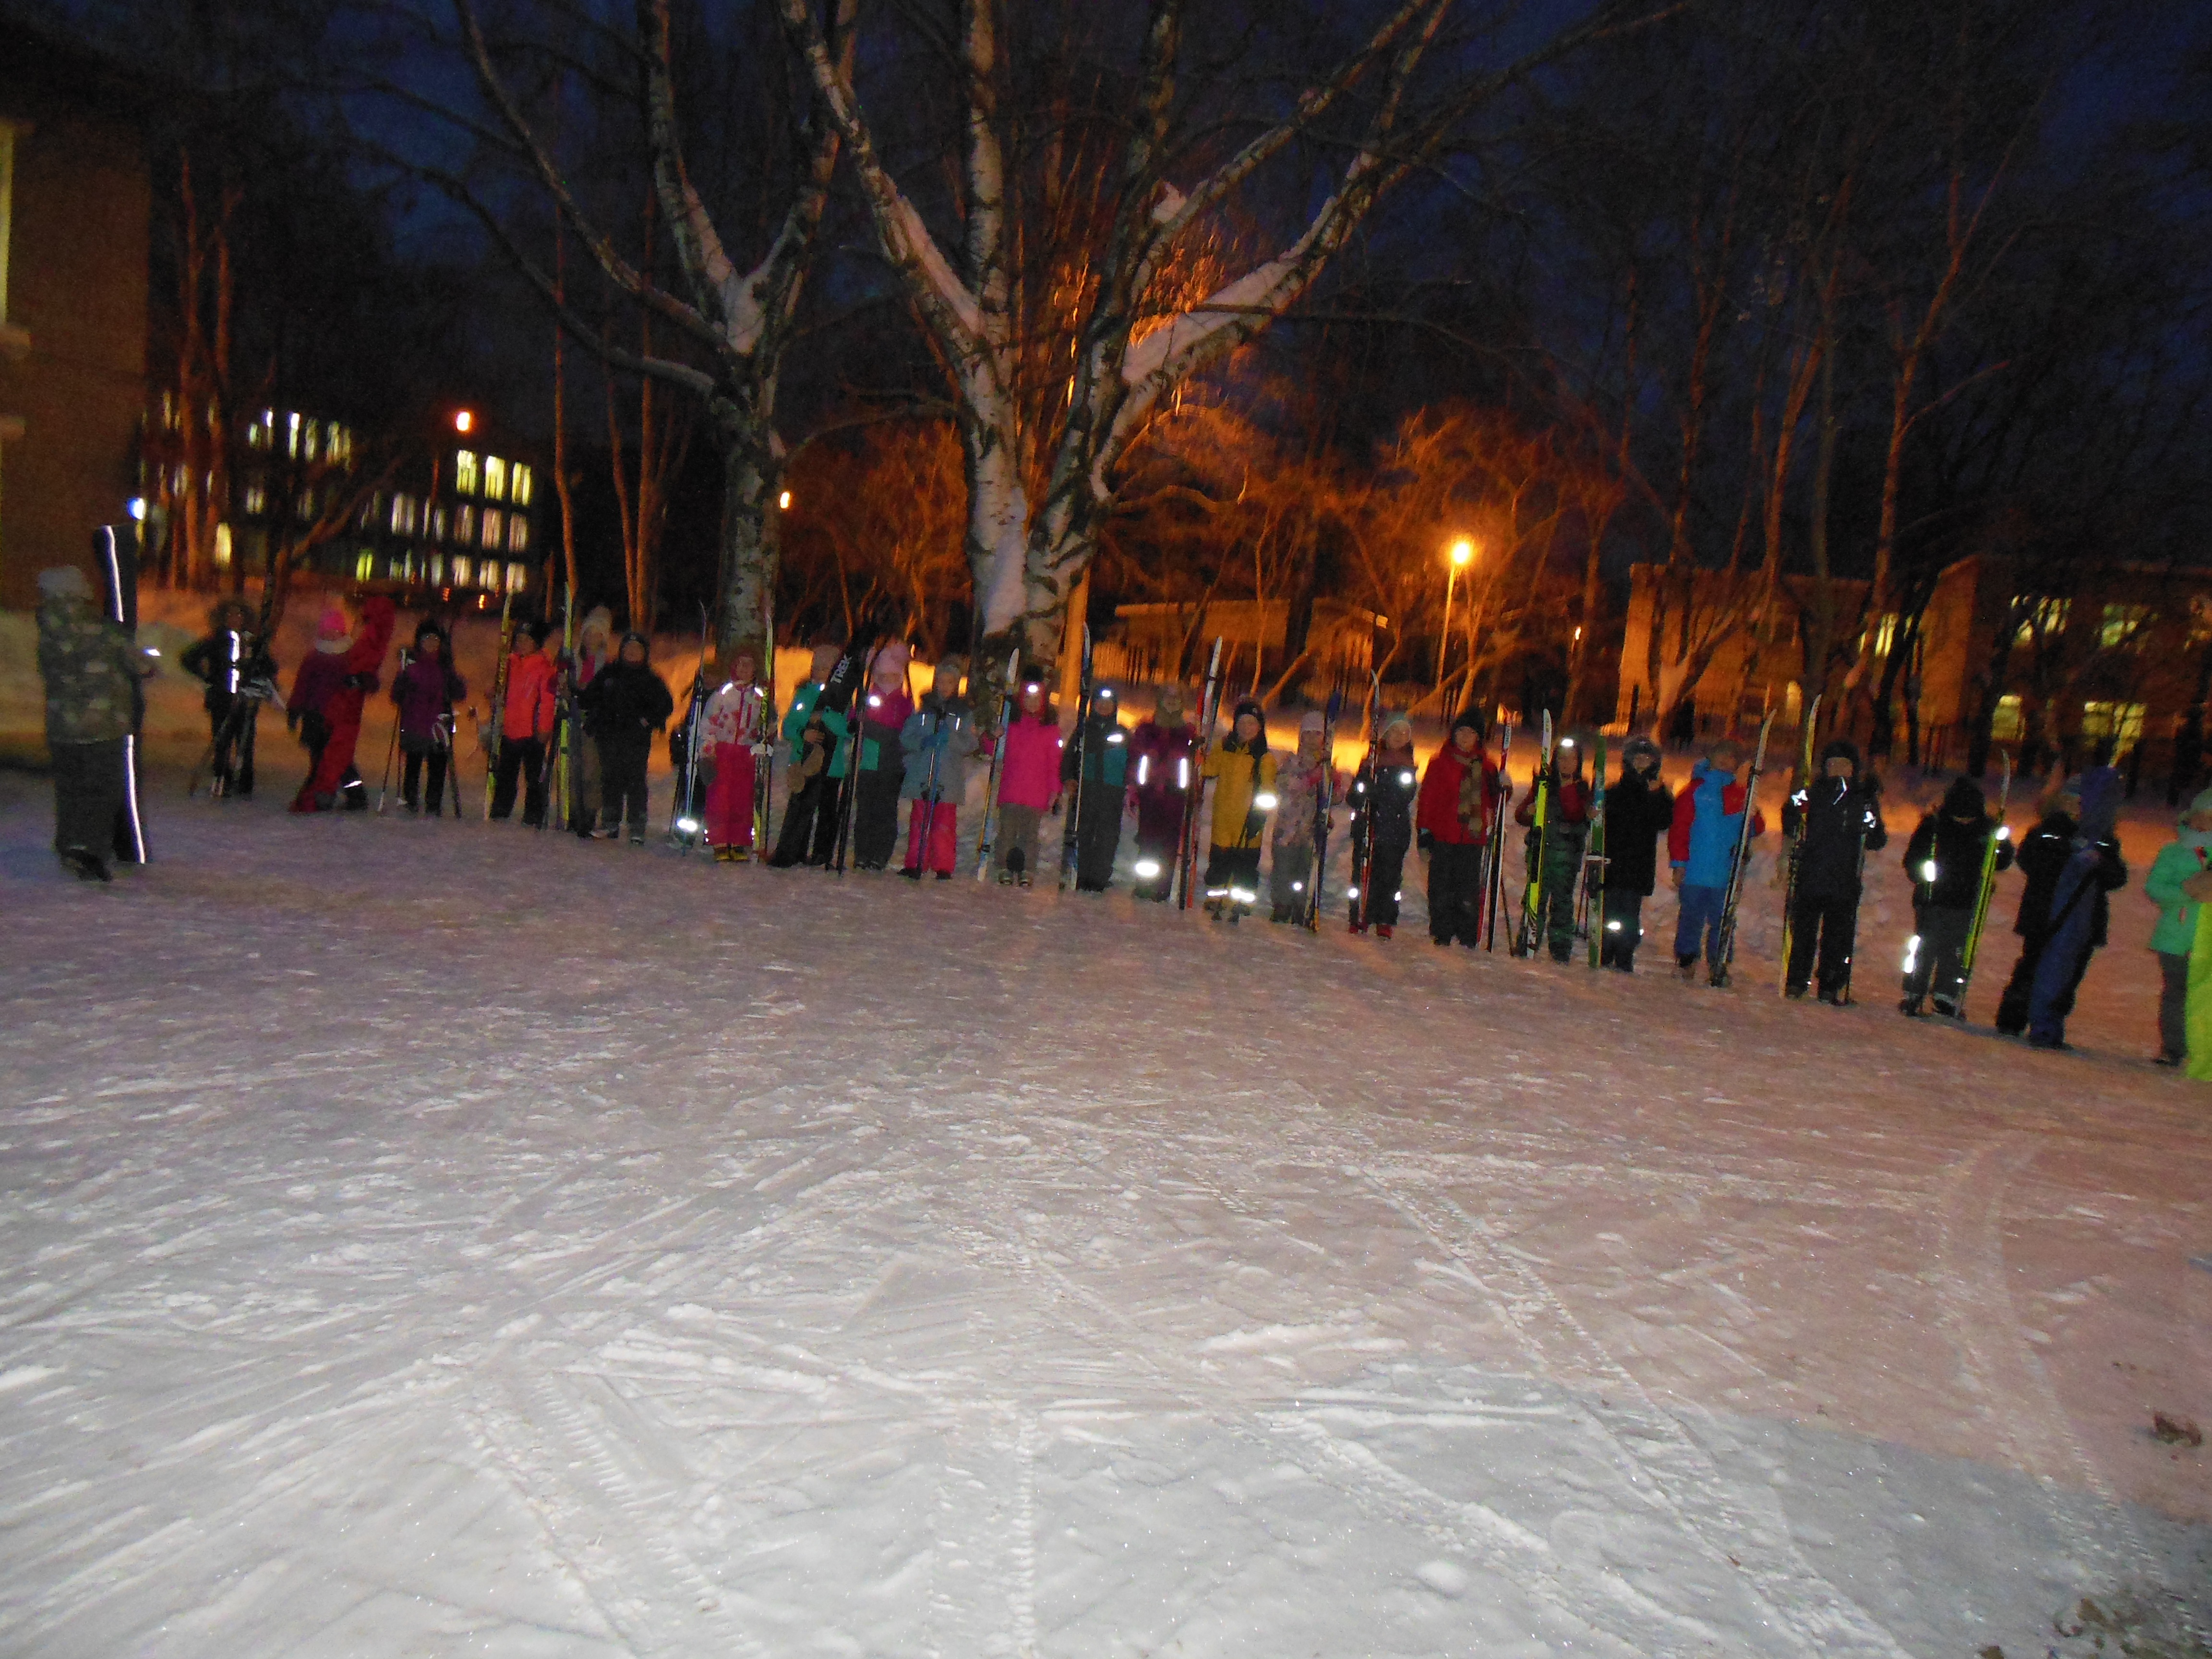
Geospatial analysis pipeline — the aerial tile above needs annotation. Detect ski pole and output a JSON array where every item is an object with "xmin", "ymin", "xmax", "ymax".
[{"xmin": 375, "ymin": 648, "xmax": 409, "ymax": 814}]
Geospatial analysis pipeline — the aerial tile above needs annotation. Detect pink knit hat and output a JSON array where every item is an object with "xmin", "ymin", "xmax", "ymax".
[{"xmin": 316, "ymin": 606, "xmax": 350, "ymax": 641}]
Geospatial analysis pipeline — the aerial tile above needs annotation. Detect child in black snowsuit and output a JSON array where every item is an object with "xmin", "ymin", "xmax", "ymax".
[
  {"xmin": 1347, "ymin": 716, "xmax": 1419, "ymax": 937},
  {"xmin": 1899, "ymin": 776, "xmax": 2013, "ymax": 1017},
  {"xmin": 1780, "ymin": 738, "xmax": 1887, "ymax": 1002},
  {"xmin": 1599, "ymin": 734, "xmax": 1673, "ymax": 971},
  {"xmin": 580, "ymin": 632, "xmax": 675, "ymax": 842}
]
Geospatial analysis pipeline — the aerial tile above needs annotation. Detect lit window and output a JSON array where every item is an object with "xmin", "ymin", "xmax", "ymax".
[
  {"xmin": 159, "ymin": 390, "xmax": 177, "ymax": 430},
  {"xmin": 390, "ymin": 493, "xmax": 415, "ymax": 535},
  {"xmin": 1864, "ymin": 612, "xmax": 1898, "ymax": 659},
  {"xmin": 452, "ymin": 555, "xmax": 473, "ymax": 587},
  {"xmin": 2100, "ymin": 603, "xmax": 2150, "ymax": 650},
  {"xmin": 355, "ymin": 550, "xmax": 375, "ymax": 581},
  {"xmin": 2081, "ymin": 701, "xmax": 2145, "ymax": 747},
  {"xmin": 214, "ymin": 524, "xmax": 232, "ymax": 568},
  {"xmin": 304, "ymin": 420, "xmax": 322, "ymax": 462},
  {"xmin": 481, "ymin": 508, "xmax": 504, "ymax": 550},
  {"xmin": 507, "ymin": 562, "xmax": 529, "ymax": 593},
  {"xmin": 2018, "ymin": 595, "xmax": 2070, "ymax": 639},
  {"xmin": 455, "ymin": 505, "xmax": 475, "ymax": 546},
  {"xmin": 287, "ymin": 411, "xmax": 302, "ymax": 458},
  {"xmin": 1991, "ymin": 695, "xmax": 2024, "ymax": 742},
  {"xmin": 428, "ymin": 554, "xmax": 445, "ymax": 585},
  {"xmin": 508, "ymin": 517, "xmax": 529, "ymax": 554},
  {"xmin": 243, "ymin": 484, "xmax": 267, "ymax": 517},
  {"xmin": 430, "ymin": 508, "xmax": 448, "ymax": 542},
  {"xmin": 455, "ymin": 450, "xmax": 480, "ymax": 495},
  {"xmin": 509, "ymin": 464, "xmax": 532, "ymax": 507},
  {"xmin": 484, "ymin": 455, "xmax": 507, "ymax": 501}
]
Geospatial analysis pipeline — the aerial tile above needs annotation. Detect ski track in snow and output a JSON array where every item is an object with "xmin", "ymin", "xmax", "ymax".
[{"xmin": 0, "ymin": 764, "xmax": 2207, "ymax": 1658}]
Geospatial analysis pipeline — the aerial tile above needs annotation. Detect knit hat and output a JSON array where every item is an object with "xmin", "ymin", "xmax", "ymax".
[
  {"xmin": 413, "ymin": 619, "xmax": 445, "ymax": 648},
  {"xmin": 1623, "ymin": 733, "xmax": 1661, "ymax": 768},
  {"xmin": 1820, "ymin": 737, "xmax": 1862, "ymax": 770},
  {"xmin": 618, "ymin": 629, "xmax": 649, "ymax": 655},
  {"xmin": 2076, "ymin": 766, "xmax": 2122, "ymax": 841},
  {"xmin": 1941, "ymin": 777, "xmax": 1984, "ymax": 817},
  {"xmin": 579, "ymin": 606, "xmax": 613, "ymax": 643},
  {"xmin": 1381, "ymin": 714, "xmax": 1414, "ymax": 746},
  {"xmin": 1232, "ymin": 697, "xmax": 1264, "ymax": 724},
  {"xmin": 316, "ymin": 605, "xmax": 350, "ymax": 641},
  {"xmin": 2189, "ymin": 785, "xmax": 2212, "ymax": 818},
  {"xmin": 37, "ymin": 565, "xmax": 91, "ymax": 600},
  {"xmin": 1449, "ymin": 708, "xmax": 1483, "ymax": 739}
]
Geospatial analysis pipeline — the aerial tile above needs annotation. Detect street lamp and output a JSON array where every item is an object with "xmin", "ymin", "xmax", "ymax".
[
  {"xmin": 1436, "ymin": 537, "xmax": 1476, "ymax": 686},
  {"xmin": 453, "ymin": 409, "xmax": 474, "ymax": 435}
]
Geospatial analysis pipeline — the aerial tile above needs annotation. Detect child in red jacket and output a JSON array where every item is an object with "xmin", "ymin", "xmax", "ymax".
[{"xmin": 1416, "ymin": 710, "xmax": 1501, "ymax": 947}]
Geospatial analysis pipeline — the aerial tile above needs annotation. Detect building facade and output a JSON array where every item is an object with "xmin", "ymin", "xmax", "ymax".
[
  {"xmin": 0, "ymin": 21, "xmax": 151, "ymax": 610},
  {"xmin": 1614, "ymin": 556, "xmax": 2212, "ymax": 777}
]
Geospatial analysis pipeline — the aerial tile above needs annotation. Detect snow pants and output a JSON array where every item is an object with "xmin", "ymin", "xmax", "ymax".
[
  {"xmin": 1786, "ymin": 888, "xmax": 1861, "ymax": 997},
  {"xmin": 852, "ymin": 767, "xmax": 904, "ymax": 869},
  {"xmin": 1269, "ymin": 841, "xmax": 1312, "ymax": 920},
  {"xmin": 904, "ymin": 801, "xmax": 960, "ymax": 874},
  {"xmin": 1600, "ymin": 890, "xmax": 1646, "ymax": 970},
  {"xmin": 772, "ymin": 770, "xmax": 844, "ymax": 867},
  {"xmin": 1995, "ymin": 931, "xmax": 2089, "ymax": 1035},
  {"xmin": 996, "ymin": 804, "xmax": 1044, "ymax": 880},
  {"xmin": 2157, "ymin": 949, "xmax": 2188, "ymax": 1063},
  {"xmin": 599, "ymin": 737, "xmax": 650, "ymax": 836},
  {"xmin": 1529, "ymin": 828, "xmax": 1586, "ymax": 961},
  {"xmin": 208, "ymin": 694, "xmax": 257, "ymax": 798},
  {"xmin": 399, "ymin": 739, "xmax": 451, "ymax": 815},
  {"xmin": 295, "ymin": 710, "xmax": 367, "ymax": 811},
  {"xmin": 1073, "ymin": 794, "xmax": 1122, "ymax": 890},
  {"xmin": 704, "ymin": 745, "xmax": 757, "ymax": 850},
  {"xmin": 570, "ymin": 732, "xmax": 603, "ymax": 834},
  {"xmin": 1427, "ymin": 841, "xmax": 1485, "ymax": 946},
  {"xmin": 1903, "ymin": 904, "xmax": 1973, "ymax": 1011},
  {"xmin": 51, "ymin": 739, "xmax": 125, "ymax": 863},
  {"xmin": 491, "ymin": 737, "xmax": 547, "ymax": 825},
  {"xmin": 1132, "ymin": 792, "xmax": 1186, "ymax": 901},
  {"xmin": 1356, "ymin": 837, "xmax": 1408, "ymax": 928},
  {"xmin": 1203, "ymin": 843, "xmax": 1262, "ymax": 908},
  {"xmin": 1674, "ymin": 882, "xmax": 1727, "ymax": 970}
]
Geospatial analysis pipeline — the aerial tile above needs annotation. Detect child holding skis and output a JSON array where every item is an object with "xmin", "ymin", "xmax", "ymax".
[
  {"xmin": 1268, "ymin": 709, "xmax": 1334, "ymax": 923},
  {"xmin": 1899, "ymin": 777, "xmax": 2012, "ymax": 1017},
  {"xmin": 1348, "ymin": 715, "xmax": 1419, "ymax": 938},
  {"xmin": 770, "ymin": 642, "xmax": 850, "ymax": 868},
  {"xmin": 1599, "ymin": 734, "xmax": 1672, "ymax": 971},
  {"xmin": 1779, "ymin": 739, "xmax": 1887, "ymax": 1003},
  {"xmin": 1515, "ymin": 733, "xmax": 1594, "ymax": 962},
  {"xmin": 700, "ymin": 644, "xmax": 770, "ymax": 862},
  {"xmin": 1668, "ymin": 736, "xmax": 1765, "ymax": 980},
  {"xmin": 900, "ymin": 659, "xmax": 981, "ymax": 879},
  {"xmin": 993, "ymin": 675, "xmax": 1063, "ymax": 887},
  {"xmin": 2144, "ymin": 787, "xmax": 2212, "ymax": 1072},
  {"xmin": 1062, "ymin": 683, "xmax": 1131, "ymax": 891},
  {"xmin": 1416, "ymin": 710, "xmax": 1495, "ymax": 948},
  {"xmin": 848, "ymin": 643, "xmax": 914, "ymax": 870},
  {"xmin": 1201, "ymin": 698, "xmax": 1277, "ymax": 920},
  {"xmin": 389, "ymin": 620, "xmax": 468, "ymax": 816},
  {"xmin": 579, "ymin": 631, "xmax": 675, "ymax": 843},
  {"xmin": 490, "ymin": 619, "xmax": 559, "ymax": 826},
  {"xmin": 1129, "ymin": 685, "xmax": 1199, "ymax": 901}
]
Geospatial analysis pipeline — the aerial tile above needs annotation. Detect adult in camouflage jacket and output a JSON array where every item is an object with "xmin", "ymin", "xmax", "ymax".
[{"xmin": 36, "ymin": 566, "xmax": 148, "ymax": 881}]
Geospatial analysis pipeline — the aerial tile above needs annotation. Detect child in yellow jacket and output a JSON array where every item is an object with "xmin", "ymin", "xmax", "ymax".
[{"xmin": 1201, "ymin": 697, "xmax": 1278, "ymax": 921}]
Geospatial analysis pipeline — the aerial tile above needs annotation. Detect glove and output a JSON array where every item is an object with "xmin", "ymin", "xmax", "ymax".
[{"xmin": 1417, "ymin": 829, "xmax": 1433, "ymax": 852}]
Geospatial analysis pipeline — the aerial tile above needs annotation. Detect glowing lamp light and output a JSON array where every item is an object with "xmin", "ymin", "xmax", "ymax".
[
  {"xmin": 1996, "ymin": 825, "xmax": 2011, "ymax": 842},
  {"xmin": 1229, "ymin": 887, "xmax": 1258, "ymax": 904},
  {"xmin": 1606, "ymin": 919, "xmax": 1623, "ymax": 931},
  {"xmin": 1398, "ymin": 770, "xmax": 1415, "ymax": 786},
  {"xmin": 1449, "ymin": 537, "xmax": 1475, "ymax": 567},
  {"xmin": 126, "ymin": 497, "xmax": 146, "ymax": 521},
  {"xmin": 1902, "ymin": 935, "xmax": 1922, "ymax": 974},
  {"xmin": 676, "ymin": 817, "xmax": 700, "ymax": 834},
  {"xmin": 1291, "ymin": 881, "xmax": 1304, "ymax": 893},
  {"xmin": 1559, "ymin": 737, "xmax": 1575, "ymax": 749},
  {"xmin": 1134, "ymin": 858, "xmax": 1162, "ymax": 879},
  {"xmin": 453, "ymin": 409, "xmax": 474, "ymax": 433},
  {"xmin": 1921, "ymin": 860, "xmax": 1939, "ymax": 883},
  {"xmin": 778, "ymin": 490, "xmax": 792, "ymax": 510},
  {"xmin": 1254, "ymin": 792, "xmax": 1279, "ymax": 811},
  {"xmin": 1347, "ymin": 886, "xmax": 1361, "ymax": 899}
]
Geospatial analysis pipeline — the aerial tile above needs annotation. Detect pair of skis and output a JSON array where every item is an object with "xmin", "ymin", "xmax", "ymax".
[
  {"xmin": 1710, "ymin": 708, "xmax": 1777, "ymax": 987},
  {"xmin": 1482, "ymin": 722, "xmax": 1514, "ymax": 949},
  {"xmin": 1512, "ymin": 714, "xmax": 1554, "ymax": 957},
  {"xmin": 1912, "ymin": 751, "xmax": 2013, "ymax": 1018},
  {"xmin": 1581, "ymin": 735, "xmax": 1609, "ymax": 967},
  {"xmin": 1174, "ymin": 638, "xmax": 1226, "ymax": 909},
  {"xmin": 1302, "ymin": 686, "xmax": 1345, "ymax": 930},
  {"xmin": 1058, "ymin": 626, "xmax": 1097, "ymax": 891},
  {"xmin": 480, "ymin": 591, "xmax": 517, "ymax": 820},
  {"xmin": 972, "ymin": 647, "xmax": 1024, "ymax": 880},
  {"xmin": 1346, "ymin": 673, "xmax": 1385, "ymax": 933}
]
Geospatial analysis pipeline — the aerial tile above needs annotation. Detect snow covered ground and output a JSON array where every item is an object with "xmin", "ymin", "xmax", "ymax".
[{"xmin": 1, "ymin": 752, "xmax": 2207, "ymax": 1659}]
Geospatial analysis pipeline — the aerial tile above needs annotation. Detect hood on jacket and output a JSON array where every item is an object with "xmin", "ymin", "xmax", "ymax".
[
  {"xmin": 1941, "ymin": 777, "xmax": 1984, "ymax": 818},
  {"xmin": 315, "ymin": 605, "xmax": 351, "ymax": 643}
]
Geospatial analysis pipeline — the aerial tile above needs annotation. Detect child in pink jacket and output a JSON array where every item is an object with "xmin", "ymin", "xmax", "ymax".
[
  {"xmin": 700, "ymin": 643, "xmax": 770, "ymax": 861},
  {"xmin": 992, "ymin": 676, "xmax": 1062, "ymax": 888}
]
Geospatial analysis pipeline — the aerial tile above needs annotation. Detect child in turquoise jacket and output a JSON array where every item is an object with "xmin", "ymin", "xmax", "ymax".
[{"xmin": 2143, "ymin": 785, "xmax": 2212, "ymax": 1070}]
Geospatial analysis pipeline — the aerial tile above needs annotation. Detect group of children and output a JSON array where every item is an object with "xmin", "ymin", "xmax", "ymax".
[{"xmin": 175, "ymin": 608, "xmax": 2199, "ymax": 1071}]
